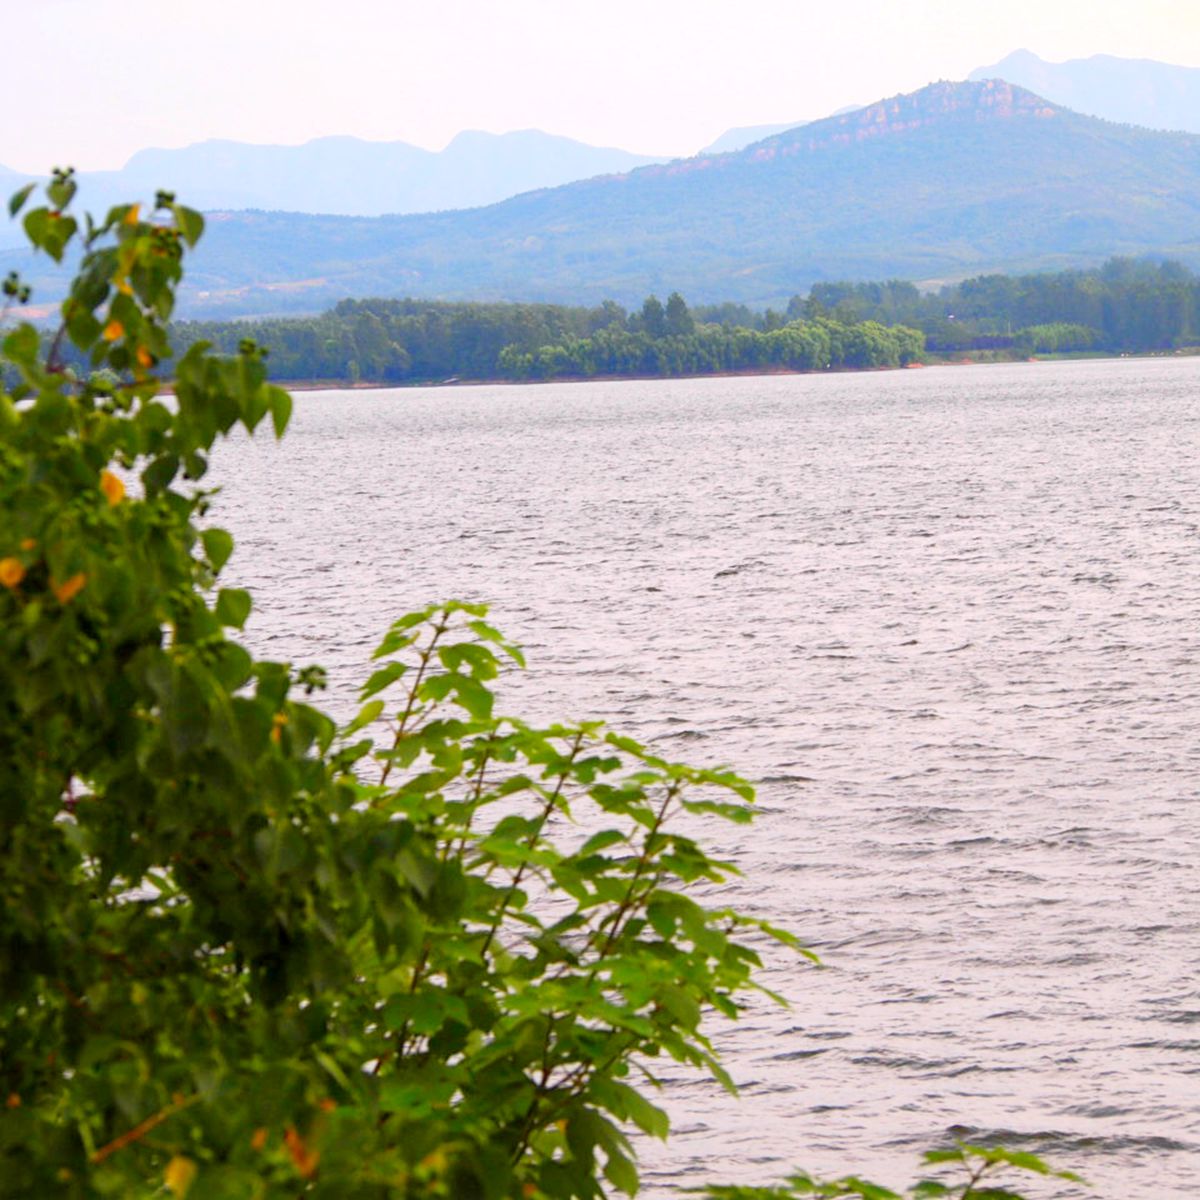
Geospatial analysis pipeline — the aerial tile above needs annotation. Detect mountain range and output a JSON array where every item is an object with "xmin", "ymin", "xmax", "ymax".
[
  {"xmin": 0, "ymin": 107, "xmax": 866, "ymax": 234},
  {"xmin": 0, "ymin": 131, "xmax": 666, "ymax": 248},
  {"xmin": 165, "ymin": 79, "xmax": 1200, "ymax": 314},
  {"xmin": 971, "ymin": 49, "xmax": 1200, "ymax": 134},
  {"xmin": 4, "ymin": 48, "xmax": 1200, "ymax": 238},
  {"xmin": 6, "ymin": 73, "xmax": 1200, "ymax": 318}
]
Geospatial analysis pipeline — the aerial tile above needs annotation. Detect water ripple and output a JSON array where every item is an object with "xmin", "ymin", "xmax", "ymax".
[{"xmin": 214, "ymin": 357, "xmax": 1200, "ymax": 1197}]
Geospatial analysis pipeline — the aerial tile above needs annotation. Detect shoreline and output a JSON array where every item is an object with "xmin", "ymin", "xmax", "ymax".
[
  {"xmin": 272, "ymin": 360, "xmax": 951, "ymax": 393},
  {"xmin": 99, "ymin": 347, "xmax": 1200, "ymax": 401},
  {"xmin": 269, "ymin": 348, "xmax": 1197, "ymax": 393}
]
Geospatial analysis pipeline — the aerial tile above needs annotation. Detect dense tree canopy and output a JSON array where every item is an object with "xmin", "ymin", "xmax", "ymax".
[
  {"xmin": 165, "ymin": 294, "xmax": 922, "ymax": 386},
  {"xmin": 800, "ymin": 258, "xmax": 1200, "ymax": 353},
  {"xmin": 147, "ymin": 258, "xmax": 1200, "ymax": 391}
]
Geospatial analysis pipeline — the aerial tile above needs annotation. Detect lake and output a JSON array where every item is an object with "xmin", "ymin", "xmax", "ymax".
[{"xmin": 214, "ymin": 357, "xmax": 1199, "ymax": 1197}]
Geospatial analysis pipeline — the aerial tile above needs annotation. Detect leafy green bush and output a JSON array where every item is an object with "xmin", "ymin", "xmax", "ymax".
[{"xmin": 0, "ymin": 177, "xmax": 1079, "ymax": 1200}]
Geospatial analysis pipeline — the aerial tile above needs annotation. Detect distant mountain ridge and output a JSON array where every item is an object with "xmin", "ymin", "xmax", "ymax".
[
  {"xmin": 969, "ymin": 49, "xmax": 1200, "ymax": 134},
  {"xmin": 0, "ymin": 129, "xmax": 666, "ymax": 226},
  {"xmin": 701, "ymin": 121, "xmax": 811, "ymax": 155},
  {"xmin": 699, "ymin": 105, "xmax": 862, "ymax": 155},
  {"xmin": 7, "ymin": 78, "xmax": 1200, "ymax": 317}
]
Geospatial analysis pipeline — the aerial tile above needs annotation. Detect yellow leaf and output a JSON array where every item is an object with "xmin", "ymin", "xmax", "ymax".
[
  {"xmin": 52, "ymin": 572, "xmax": 87, "ymax": 605},
  {"xmin": 100, "ymin": 470, "xmax": 125, "ymax": 506},
  {"xmin": 284, "ymin": 1127, "xmax": 319, "ymax": 1178},
  {"xmin": 164, "ymin": 1155, "xmax": 196, "ymax": 1197},
  {"xmin": 102, "ymin": 319, "xmax": 124, "ymax": 342},
  {"xmin": 0, "ymin": 558, "xmax": 25, "ymax": 589}
]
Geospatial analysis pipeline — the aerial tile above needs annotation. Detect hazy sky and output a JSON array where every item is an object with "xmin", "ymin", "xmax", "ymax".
[{"xmin": 5, "ymin": 0, "xmax": 1200, "ymax": 172}]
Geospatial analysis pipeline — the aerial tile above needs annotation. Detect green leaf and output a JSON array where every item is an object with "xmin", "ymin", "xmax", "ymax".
[
  {"xmin": 958, "ymin": 1144, "xmax": 1087, "ymax": 1185},
  {"xmin": 266, "ymin": 384, "xmax": 292, "ymax": 438},
  {"xmin": 22, "ymin": 207, "xmax": 49, "ymax": 250},
  {"xmin": 467, "ymin": 618, "xmax": 527, "ymax": 666},
  {"xmin": 141, "ymin": 453, "xmax": 179, "ymax": 494},
  {"xmin": 173, "ymin": 204, "xmax": 205, "ymax": 247},
  {"xmin": 65, "ymin": 306, "xmax": 103, "ymax": 351},
  {"xmin": 603, "ymin": 1148, "xmax": 639, "ymax": 1196},
  {"xmin": 839, "ymin": 1181, "xmax": 900, "ymax": 1200},
  {"xmin": 210, "ymin": 642, "xmax": 253, "ymax": 692},
  {"xmin": 8, "ymin": 183, "xmax": 35, "ymax": 217},
  {"xmin": 215, "ymin": 587, "xmax": 252, "ymax": 628},
  {"xmin": 345, "ymin": 699, "xmax": 384, "ymax": 735},
  {"xmin": 3, "ymin": 323, "xmax": 39, "ymax": 366},
  {"xmin": 659, "ymin": 985, "xmax": 701, "ymax": 1029},
  {"xmin": 578, "ymin": 829, "xmax": 627, "ymax": 855},
  {"xmin": 420, "ymin": 671, "xmax": 494, "ymax": 720},
  {"xmin": 201, "ymin": 528, "xmax": 234, "ymax": 573},
  {"xmin": 23, "ymin": 208, "xmax": 76, "ymax": 262},
  {"xmin": 438, "ymin": 641, "xmax": 500, "ymax": 680},
  {"xmin": 47, "ymin": 174, "xmax": 76, "ymax": 210},
  {"xmin": 360, "ymin": 660, "xmax": 409, "ymax": 700}
]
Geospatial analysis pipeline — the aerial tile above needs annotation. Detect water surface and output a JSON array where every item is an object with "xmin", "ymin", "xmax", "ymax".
[{"xmin": 216, "ymin": 358, "xmax": 1200, "ymax": 1196}]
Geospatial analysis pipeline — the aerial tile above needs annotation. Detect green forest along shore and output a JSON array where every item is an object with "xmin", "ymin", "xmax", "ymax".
[
  {"xmin": 17, "ymin": 255, "xmax": 1192, "ymax": 390},
  {"xmin": 167, "ymin": 256, "xmax": 1200, "ymax": 387}
]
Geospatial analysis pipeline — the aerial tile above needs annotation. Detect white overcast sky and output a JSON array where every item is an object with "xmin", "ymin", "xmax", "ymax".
[{"xmin": 5, "ymin": 0, "xmax": 1200, "ymax": 172}]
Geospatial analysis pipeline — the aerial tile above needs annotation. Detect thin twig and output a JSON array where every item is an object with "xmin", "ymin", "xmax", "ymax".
[
  {"xmin": 90, "ymin": 1093, "xmax": 199, "ymax": 1164},
  {"xmin": 479, "ymin": 731, "xmax": 584, "ymax": 958},
  {"xmin": 378, "ymin": 615, "xmax": 449, "ymax": 789}
]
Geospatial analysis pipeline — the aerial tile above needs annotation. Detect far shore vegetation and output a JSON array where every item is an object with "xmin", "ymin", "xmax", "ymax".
[
  {"xmin": 13, "ymin": 255, "xmax": 1197, "ymax": 391},
  {"xmin": 155, "ymin": 256, "xmax": 1200, "ymax": 388}
]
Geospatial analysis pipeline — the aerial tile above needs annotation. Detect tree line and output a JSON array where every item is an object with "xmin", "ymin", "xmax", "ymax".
[
  {"xmin": 169, "ymin": 293, "xmax": 924, "ymax": 384},
  {"xmin": 22, "ymin": 257, "xmax": 1194, "ymax": 394},
  {"xmin": 800, "ymin": 257, "xmax": 1200, "ymax": 353},
  {"xmin": 166, "ymin": 257, "xmax": 1200, "ymax": 388}
]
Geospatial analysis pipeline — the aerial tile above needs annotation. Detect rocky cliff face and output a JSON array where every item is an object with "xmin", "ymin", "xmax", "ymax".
[
  {"xmin": 759, "ymin": 80, "xmax": 1059, "ymax": 155},
  {"xmin": 645, "ymin": 80, "xmax": 1062, "ymax": 178}
]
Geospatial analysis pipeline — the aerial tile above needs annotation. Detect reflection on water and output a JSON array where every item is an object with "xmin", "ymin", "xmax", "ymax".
[{"xmin": 214, "ymin": 357, "xmax": 1200, "ymax": 1197}]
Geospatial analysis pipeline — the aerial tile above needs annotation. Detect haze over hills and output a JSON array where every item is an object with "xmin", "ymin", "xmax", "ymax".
[
  {"xmin": 7, "ymin": 78, "xmax": 1200, "ymax": 318},
  {"xmin": 0, "ymin": 115, "xmax": 886, "ymax": 228},
  {"xmin": 0, "ymin": 130, "xmax": 666, "ymax": 239},
  {"xmin": 169, "ymin": 79, "xmax": 1200, "ymax": 315},
  {"xmin": 970, "ymin": 49, "xmax": 1200, "ymax": 134}
]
